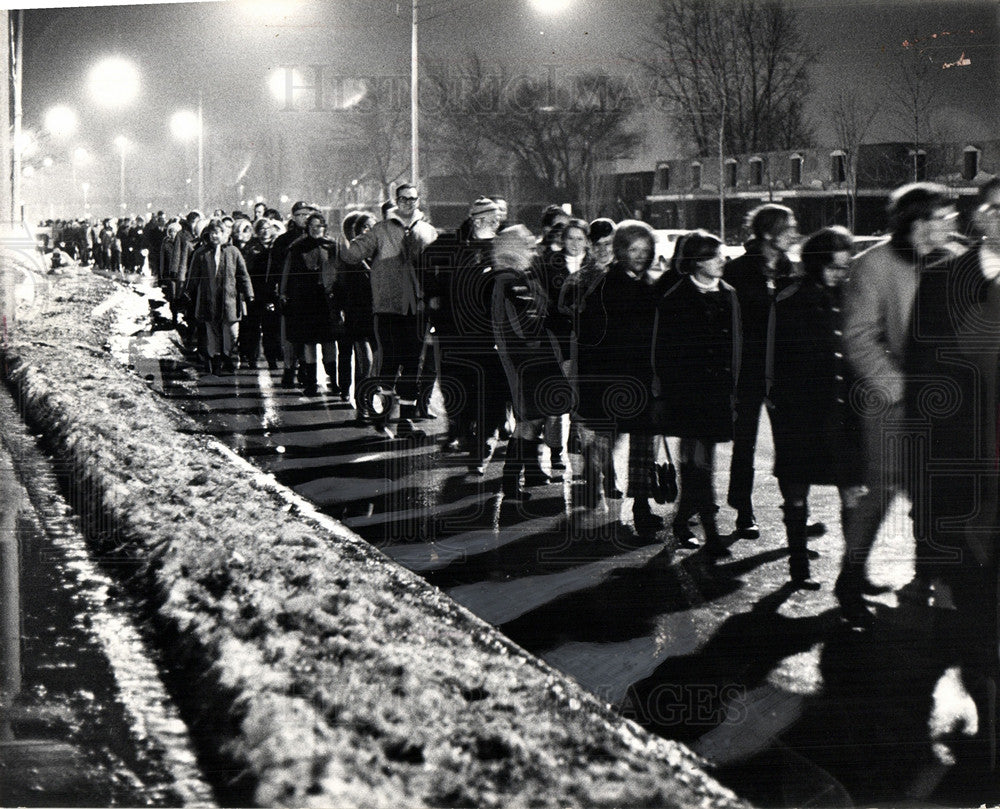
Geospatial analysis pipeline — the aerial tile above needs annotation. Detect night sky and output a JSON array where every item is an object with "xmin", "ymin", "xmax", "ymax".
[{"xmin": 13, "ymin": 0, "xmax": 1000, "ymax": 214}]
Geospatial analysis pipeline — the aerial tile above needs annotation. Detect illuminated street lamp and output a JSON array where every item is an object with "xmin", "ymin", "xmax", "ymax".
[
  {"xmin": 88, "ymin": 57, "xmax": 140, "ymax": 108},
  {"xmin": 44, "ymin": 105, "xmax": 77, "ymax": 139},
  {"xmin": 114, "ymin": 135, "xmax": 129, "ymax": 210},
  {"xmin": 81, "ymin": 181, "xmax": 90, "ymax": 211}
]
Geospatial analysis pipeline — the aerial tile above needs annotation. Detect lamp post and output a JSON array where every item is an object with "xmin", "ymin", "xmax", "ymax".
[
  {"xmin": 81, "ymin": 181, "xmax": 89, "ymax": 211},
  {"xmin": 114, "ymin": 135, "xmax": 128, "ymax": 211},
  {"xmin": 410, "ymin": 0, "xmax": 418, "ymax": 186}
]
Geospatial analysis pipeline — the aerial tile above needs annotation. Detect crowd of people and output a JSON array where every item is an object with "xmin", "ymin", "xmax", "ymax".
[{"xmin": 58, "ymin": 179, "xmax": 1000, "ymax": 657}]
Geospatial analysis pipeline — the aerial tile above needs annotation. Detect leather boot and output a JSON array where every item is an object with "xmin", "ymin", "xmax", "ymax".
[
  {"xmin": 302, "ymin": 362, "xmax": 319, "ymax": 396},
  {"xmin": 522, "ymin": 440, "xmax": 549, "ymax": 487},
  {"xmin": 501, "ymin": 438, "xmax": 529, "ymax": 501},
  {"xmin": 785, "ymin": 504, "xmax": 820, "ymax": 590},
  {"xmin": 323, "ymin": 362, "xmax": 340, "ymax": 397}
]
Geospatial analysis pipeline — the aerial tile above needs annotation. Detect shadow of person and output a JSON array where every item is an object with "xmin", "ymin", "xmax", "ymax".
[{"xmin": 776, "ymin": 600, "xmax": 956, "ymax": 807}]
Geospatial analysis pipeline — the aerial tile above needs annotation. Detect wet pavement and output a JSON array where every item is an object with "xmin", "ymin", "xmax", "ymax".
[{"xmin": 102, "ymin": 279, "xmax": 1000, "ymax": 806}]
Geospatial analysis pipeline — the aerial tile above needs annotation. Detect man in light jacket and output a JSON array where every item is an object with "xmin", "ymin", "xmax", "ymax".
[
  {"xmin": 342, "ymin": 183, "xmax": 438, "ymax": 432},
  {"xmin": 835, "ymin": 182, "xmax": 961, "ymax": 627}
]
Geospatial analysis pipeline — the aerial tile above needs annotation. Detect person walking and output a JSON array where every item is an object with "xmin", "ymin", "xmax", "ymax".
[
  {"xmin": 724, "ymin": 204, "xmax": 799, "ymax": 540},
  {"xmin": 574, "ymin": 220, "xmax": 666, "ymax": 535},
  {"xmin": 835, "ymin": 182, "xmax": 961, "ymax": 626},
  {"xmin": 183, "ymin": 219, "xmax": 255, "ymax": 375},
  {"xmin": 333, "ymin": 212, "xmax": 377, "ymax": 419},
  {"xmin": 341, "ymin": 184, "xmax": 438, "ymax": 433},
  {"xmin": 653, "ymin": 230, "xmax": 741, "ymax": 559},
  {"xmin": 280, "ymin": 212, "xmax": 342, "ymax": 396},
  {"xmin": 766, "ymin": 226, "xmax": 863, "ymax": 590}
]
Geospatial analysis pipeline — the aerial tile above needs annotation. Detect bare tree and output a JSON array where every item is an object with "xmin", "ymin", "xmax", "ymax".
[
  {"xmin": 827, "ymin": 89, "xmax": 880, "ymax": 231},
  {"xmin": 886, "ymin": 47, "xmax": 943, "ymax": 182},
  {"xmin": 342, "ymin": 76, "xmax": 411, "ymax": 202},
  {"xmin": 640, "ymin": 0, "xmax": 814, "ymax": 155},
  {"xmin": 423, "ymin": 55, "xmax": 642, "ymax": 218}
]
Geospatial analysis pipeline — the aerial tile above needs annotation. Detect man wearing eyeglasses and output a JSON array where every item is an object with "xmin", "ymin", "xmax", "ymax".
[
  {"xmin": 342, "ymin": 183, "xmax": 438, "ymax": 433},
  {"xmin": 835, "ymin": 182, "xmax": 962, "ymax": 627}
]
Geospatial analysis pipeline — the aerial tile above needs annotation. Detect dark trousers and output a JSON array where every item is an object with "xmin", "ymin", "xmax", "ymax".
[
  {"xmin": 373, "ymin": 312, "xmax": 425, "ymax": 401},
  {"xmin": 323, "ymin": 336, "xmax": 354, "ymax": 395},
  {"xmin": 260, "ymin": 304, "xmax": 283, "ymax": 365},
  {"xmin": 240, "ymin": 300, "xmax": 264, "ymax": 363},
  {"xmin": 439, "ymin": 339, "xmax": 507, "ymax": 454},
  {"xmin": 727, "ymin": 392, "xmax": 767, "ymax": 515}
]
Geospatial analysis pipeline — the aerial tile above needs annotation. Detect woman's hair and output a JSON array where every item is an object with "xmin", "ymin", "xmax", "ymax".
[
  {"xmin": 562, "ymin": 218, "xmax": 590, "ymax": 245},
  {"xmin": 341, "ymin": 212, "xmax": 360, "ymax": 240},
  {"xmin": 800, "ymin": 226, "xmax": 854, "ymax": 283},
  {"xmin": 253, "ymin": 217, "xmax": 272, "ymax": 238},
  {"xmin": 588, "ymin": 218, "xmax": 616, "ymax": 244},
  {"xmin": 306, "ymin": 212, "xmax": 327, "ymax": 230},
  {"xmin": 233, "ymin": 219, "xmax": 254, "ymax": 240},
  {"xmin": 745, "ymin": 203, "xmax": 794, "ymax": 240},
  {"xmin": 673, "ymin": 229, "xmax": 722, "ymax": 275},
  {"xmin": 352, "ymin": 212, "xmax": 377, "ymax": 238},
  {"xmin": 203, "ymin": 218, "xmax": 225, "ymax": 238},
  {"xmin": 612, "ymin": 220, "xmax": 656, "ymax": 269}
]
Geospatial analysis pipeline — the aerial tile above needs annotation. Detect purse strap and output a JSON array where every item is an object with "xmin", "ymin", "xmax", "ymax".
[{"xmin": 660, "ymin": 435, "xmax": 674, "ymax": 466}]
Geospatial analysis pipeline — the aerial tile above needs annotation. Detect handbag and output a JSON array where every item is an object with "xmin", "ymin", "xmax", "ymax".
[{"xmin": 652, "ymin": 435, "xmax": 679, "ymax": 504}]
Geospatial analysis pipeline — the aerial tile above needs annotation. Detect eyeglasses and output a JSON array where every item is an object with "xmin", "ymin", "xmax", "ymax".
[{"xmin": 397, "ymin": 195, "xmax": 418, "ymax": 202}]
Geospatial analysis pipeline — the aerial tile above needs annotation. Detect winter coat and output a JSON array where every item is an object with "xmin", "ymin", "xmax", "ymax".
[
  {"xmin": 186, "ymin": 244, "xmax": 254, "ymax": 323},
  {"xmin": 267, "ymin": 222, "xmax": 303, "ymax": 303},
  {"xmin": 906, "ymin": 245, "xmax": 1000, "ymax": 575},
  {"xmin": 652, "ymin": 276, "xmax": 741, "ymax": 442},
  {"xmin": 281, "ymin": 235, "xmax": 341, "ymax": 344},
  {"xmin": 170, "ymin": 226, "xmax": 197, "ymax": 286},
  {"xmin": 723, "ymin": 239, "xmax": 794, "ymax": 401},
  {"xmin": 331, "ymin": 249, "xmax": 374, "ymax": 340},
  {"xmin": 421, "ymin": 226, "xmax": 495, "ymax": 340},
  {"xmin": 342, "ymin": 210, "xmax": 438, "ymax": 316},
  {"xmin": 573, "ymin": 262, "xmax": 665, "ymax": 430},
  {"xmin": 766, "ymin": 278, "xmax": 862, "ymax": 486},
  {"xmin": 492, "ymin": 263, "xmax": 570, "ymax": 421},
  {"xmin": 843, "ymin": 240, "xmax": 960, "ymax": 407}
]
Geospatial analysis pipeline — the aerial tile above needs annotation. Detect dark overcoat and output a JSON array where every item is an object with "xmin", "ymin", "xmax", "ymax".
[
  {"xmin": 186, "ymin": 244, "xmax": 254, "ymax": 323},
  {"xmin": 574, "ymin": 262, "xmax": 664, "ymax": 430},
  {"xmin": 652, "ymin": 276, "xmax": 741, "ymax": 441},
  {"xmin": 282, "ymin": 236, "xmax": 341, "ymax": 344},
  {"xmin": 492, "ymin": 264, "xmax": 570, "ymax": 421},
  {"xmin": 906, "ymin": 245, "xmax": 1000, "ymax": 580},
  {"xmin": 766, "ymin": 278, "xmax": 863, "ymax": 486}
]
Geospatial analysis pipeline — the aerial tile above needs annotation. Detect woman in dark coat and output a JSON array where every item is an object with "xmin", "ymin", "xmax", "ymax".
[
  {"xmin": 233, "ymin": 218, "xmax": 268, "ymax": 369},
  {"xmin": 492, "ymin": 225, "xmax": 571, "ymax": 500},
  {"xmin": 767, "ymin": 226, "xmax": 862, "ymax": 588},
  {"xmin": 281, "ymin": 212, "xmax": 341, "ymax": 396},
  {"xmin": 184, "ymin": 219, "xmax": 254, "ymax": 375},
  {"xmin": 574, "ymin": 220, "xmax": 666, "ymax": 535},
  {"xmin": 333, "ymin": 212, "xmax": 377, "ymax": 412},
  {"xmin": 653, "ymin": 231, "xmax": 741, "ymax": 558}
]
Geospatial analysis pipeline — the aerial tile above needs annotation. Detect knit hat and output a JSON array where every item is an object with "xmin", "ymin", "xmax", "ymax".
[{"xmin": 469, "ymin": 197, "xmax": 499, "ymax": 218}]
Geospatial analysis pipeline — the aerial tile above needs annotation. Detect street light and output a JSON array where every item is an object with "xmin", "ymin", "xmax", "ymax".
[
  {"xmin": 44, "ymin": 105, "xmax": 77, "ymax": 139},
  {"xmin": 88, "ymin": 57, "xmax": 140, "ymax": 108},
  {"xmin": 81, "ymin": 181, "xmax": 89, "ymax": 211},
  {"xmin": 114, "ymin": 135, "xmax": 128, "ymax": 211}
]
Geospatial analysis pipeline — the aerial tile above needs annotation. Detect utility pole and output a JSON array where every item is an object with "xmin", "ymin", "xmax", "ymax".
[
  {"xmin": 12, "ymin": 11, "xmax": 23, "ymax": 224},
  {"xmin": 410, "ymin": 0, "xmax": 419, "ymax": 186},
  {"xmin": 197, "ymin": 90, "xmax": 204, "ymax": 213}
]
